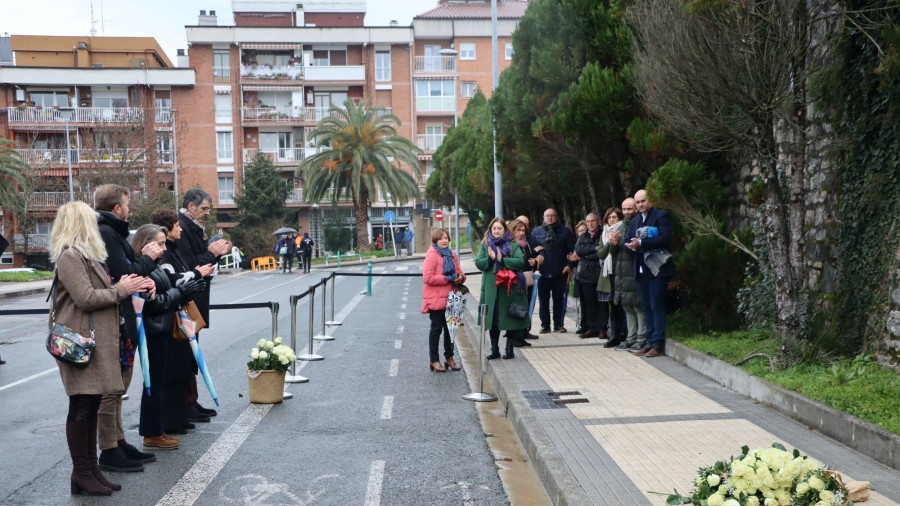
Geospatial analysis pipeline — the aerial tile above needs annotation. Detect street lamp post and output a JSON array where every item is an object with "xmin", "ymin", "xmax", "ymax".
[
  {"xmin": 65, "ymin": 118, "xmax": 74, "ymax": 202},
  {"xmin": 439, "ymin": 48, "xmax": 461, "ymax": 258},
  {"xmin": 491, "ymin": 0, "xmax": 502, "ymax": 218}
]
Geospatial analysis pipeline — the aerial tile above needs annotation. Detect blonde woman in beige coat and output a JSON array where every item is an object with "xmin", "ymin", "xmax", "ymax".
[{"xmin": 49, "ymin": 201, "xmax": 147, "ymax": 496}]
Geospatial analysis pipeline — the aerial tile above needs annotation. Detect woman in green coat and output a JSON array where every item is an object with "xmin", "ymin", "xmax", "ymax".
[{"xmin": 476, "ymin": 217, "xmax": 529, "ymax": 359}]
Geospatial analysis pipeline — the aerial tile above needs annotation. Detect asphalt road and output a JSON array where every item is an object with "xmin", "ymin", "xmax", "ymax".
[{"xmin": 0, "ymin": 261, "xmax": 509, "ymax": 505}]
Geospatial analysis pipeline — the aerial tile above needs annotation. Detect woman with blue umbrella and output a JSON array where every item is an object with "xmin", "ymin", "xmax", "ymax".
[{"xmin": 128, "ymin": 225, "xmax": 205, "ymax": 450}]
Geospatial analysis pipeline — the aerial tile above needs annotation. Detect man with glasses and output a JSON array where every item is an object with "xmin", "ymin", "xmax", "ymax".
[
  {"xmin": 624, "ymin": 190, "xmax": 673, "ymax": 358},
  {"xmin": 531, "ymin": 208, "xmax": 576, "ymax": 333},
  {"xmin": 94, "ymin": 184, "xmax": 160, "ymax": 473},
  {"xmin": 177, "ymin": 189, "xmax": 232, "ymax": 422}
]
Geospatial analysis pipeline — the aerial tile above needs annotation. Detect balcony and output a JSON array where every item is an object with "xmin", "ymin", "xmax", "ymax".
[
  {"xmin": 303, "ymin": 65, "xmax": 365, "ymax": 82},
  {"xmin": 240, "ymin": 65, "xmax": 304, "ymax": 81},
  {"xmin": 7, "ymin": 107, "xmax": 169, "ymax": 125},
  {"xmin": 415, "ymin": 97, "xmax": 455, "ymax": 113},
  {"xmin": 287, "ymin": 188, "xmax": 304, "ymax": 203},
  {"xmin": 17, "ymin": 148, "xmax": 148, "ymax": 165},
  {"xmin": 416, "ymin": 134, "xmax": 446, "ymax": 152},
  {"xmin": 243, "ymin": 148, "xmax": 305, "ymax": 165},
  {"xmin": 414, "ymin": 56, "xmax": 455, "ymax": 75}
]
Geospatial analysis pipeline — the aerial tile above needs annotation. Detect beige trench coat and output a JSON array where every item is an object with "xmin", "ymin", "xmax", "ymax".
[{"xmin": 51, "ymin": 248, "xmax": 129, "ymax": 396}]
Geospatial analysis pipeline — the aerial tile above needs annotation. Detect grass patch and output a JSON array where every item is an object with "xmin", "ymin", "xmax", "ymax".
[
  {"xmin": 0, "ymin": 270, "xmax": 54, "ymax": 282},
  {"xmin": 673, "ymin": 315, "xmax": 900, "ymax": 435}
]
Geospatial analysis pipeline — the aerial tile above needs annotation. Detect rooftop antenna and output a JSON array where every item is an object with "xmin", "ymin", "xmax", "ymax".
[{"xmin": 90, "ymin": 0, "xmax": 97, "ymax": 36}]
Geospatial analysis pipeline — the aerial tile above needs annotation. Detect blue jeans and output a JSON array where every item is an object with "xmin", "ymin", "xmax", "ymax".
[{"xmin": 636, "ymin": 273, "xmax": 668, "ymax": 347}]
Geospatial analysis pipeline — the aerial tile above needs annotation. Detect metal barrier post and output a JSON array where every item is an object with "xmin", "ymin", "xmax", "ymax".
[
  {"xmin": 463, "ymin": 304, "xmax": 498, "ymax": 402},
  {"xmin": 287, "ymin": 295, "xmax": 311, "ymax": 381},
  {"xmin": 313, "ymin": 278, "xmax": 335, "ymax": 341},
  {"xmin": 326, "ymin": 274, "xmax": 342, "ymax": 326},
  {"xmin": 299, "ymin": 286, "xmax": 324, "ymax": 361},
  {"xmin": 366, "ymin": 260, "xmax": 372, "ymax": 296}
]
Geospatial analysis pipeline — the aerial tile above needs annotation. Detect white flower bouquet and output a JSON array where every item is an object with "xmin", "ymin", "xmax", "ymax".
[
  {"xmin": 663, "ymin": 443, "xmax": 852, "ymax": 506},
  {"xmin": 246, "ymin": 337, "xmax": 296, "ymax": 372}
]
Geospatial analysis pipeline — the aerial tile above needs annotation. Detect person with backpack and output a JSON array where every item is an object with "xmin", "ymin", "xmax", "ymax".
[{"xmin": 299, "ymin": 233, "xmax": 314, "ymax": 273}]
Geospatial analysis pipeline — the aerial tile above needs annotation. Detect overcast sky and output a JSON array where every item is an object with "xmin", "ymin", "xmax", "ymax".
[{"xmin": 1, "ymin": 0, "xmax": 433, "ymax": 63}]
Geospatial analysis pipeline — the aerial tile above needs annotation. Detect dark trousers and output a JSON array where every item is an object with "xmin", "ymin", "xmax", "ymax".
[
  {"xmin": 281, "ymin": 254, "xmax": 292, "ymax": 271},
  {"xmin": 139, "ymin": 334, "xmax": 169, "ymax": 437},
  {"xmin": 302, "ymin": 252, "xmax": 312, "ymax": 273},
  {"xmin": 609, "ymin": 302, "xmax": 627, "ymax": 339},
  {"xmin": 578, "ymin": 281, "xmax": 601, "ymax": 331},
  {"xmin": 636, "ymin": 273, "xmax": 668, "ymax": 347},
  {"xmin": 538, "ymin": 275, "xmax": 567, "ymax": 329},
  {"xmin": 428, "ymin": 310, "xmax": 454, "ymax": 363}
]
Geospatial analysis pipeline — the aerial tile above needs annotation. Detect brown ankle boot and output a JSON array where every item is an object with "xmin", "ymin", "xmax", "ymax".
[{"xmin": 67, "ymin": 420, "xmax": 113, "ymax": 496}]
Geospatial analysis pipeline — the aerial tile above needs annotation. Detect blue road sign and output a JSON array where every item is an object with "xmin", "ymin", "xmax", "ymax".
[{"xmin": 384, "ymin": 211, "xmax": 396, "ymax": 223}]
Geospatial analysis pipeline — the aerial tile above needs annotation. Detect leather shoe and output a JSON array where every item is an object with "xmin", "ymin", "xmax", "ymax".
[
  {"xmin": 188, "ymin": 410, "xmax": 211, "ymax": 423},
  {"xmin": 644, "ymin": 346, "xmax": 665, "ymax": 358},
  {"xmin": 525, "ymin": 333, "xmax": 540, "ymax": 340},
  {"xmin": 632, "ymin": 345, "xmax": 653, "ymax": 357},
  {"xmin": 195, "ymin": 404, "xmax": 218, "ymax": 417},
  {"xmin": 539, "ymin": 327, "xmax": 551, "ymax": 334},
  {"xmin": 143, "ymin": 435, "xmax": 179, "ymax": 450},
  {"xmin": 603, "ymin": 337, "xmax": 624, "ymax": 348},
  {"xmin": 554, "ymin": 326, "xmax": 567, "ymax": 333},
  {"xmin": 574, "ymin": 328, "xmax": 588, "ymax": 335},
  {"xmin": 579, "ymin": 330, "xmax": 600, "ymax": 339}
]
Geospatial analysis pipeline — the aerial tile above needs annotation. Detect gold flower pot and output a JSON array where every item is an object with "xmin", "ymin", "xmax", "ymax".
[{"xmin": 246, "ymin": 369, "xmax": 286, "ymax": 404}]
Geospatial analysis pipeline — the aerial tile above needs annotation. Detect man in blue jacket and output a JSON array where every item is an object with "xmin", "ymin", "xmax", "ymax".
[
  {"xmin": 624, "ymin": 190, "xmax": 674, "ymax": 358},
  {"xmin": 531, "ymin": 208, "xmax": 576, "ymax": 333}
]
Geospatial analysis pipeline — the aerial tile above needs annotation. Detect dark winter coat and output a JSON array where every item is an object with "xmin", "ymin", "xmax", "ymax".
[
  {"xmin": 175, "ymin": 212, "xmax": 218, "ymax": 326},
  {"xmin": 598, "ymin": 217, "xmax": 640, "ymax": 307},
  {"xmin": 475, "ymin": 242, "xmax": 529, "ymax": 331},
  {"xmin": 97, "ymin": 210, "xmax": 157, "ymax": 349},
  {"xmin": 574, "ymin": 229, "xmax": 602, "ymax": 284},
  {"xmin": 624, "ymin": 207, "xmax": 675, "ymax": 279},
  {"xmin": 141, "ymin": 267, "xmax": 187, "ymax": 337},
  {"xmin": 530, "ymin": 223, "xmax": 576, "ymax": 278}
]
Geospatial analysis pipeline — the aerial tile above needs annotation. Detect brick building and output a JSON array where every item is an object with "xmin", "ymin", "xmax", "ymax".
[{"xmin": 0, "ymin": 35, "xmax": 195, "ymax": 267}]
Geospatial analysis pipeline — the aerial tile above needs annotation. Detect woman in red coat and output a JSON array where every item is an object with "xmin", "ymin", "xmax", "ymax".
[{"xmin": 421, "ymin": 229, "xmax": 466, "ymax": 372}]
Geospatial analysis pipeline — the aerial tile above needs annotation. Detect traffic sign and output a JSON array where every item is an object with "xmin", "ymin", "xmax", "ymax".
[
  {"xmin": 434, "ymin": 210, "xmax": 444, "ymax": 221},
  {"xmin": 384, "ymin": 211, "xmax": 396, "ymax": 223}
]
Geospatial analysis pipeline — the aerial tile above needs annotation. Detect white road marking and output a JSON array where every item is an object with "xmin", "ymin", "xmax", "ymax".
[
  {"xmin": 396, "ymin": 325, "xmax": 404, "ymax": 334},
  {"xmin": 401, "ymin": 296, "xmax": 407, "ymax": 302},
  {"xmin": 156, "ymin": 404, "xmax": 272, "ymax": 506},
  {"xmin": 380, "ymin": 396, "xmax": 393, "ymax": 419},
  {"xmin": 364, "ymin": 460, "xmax": 386, "ymax": 506},
  {"xmin": 398, "ymin": 313, "xmax": 405, "ymax": 320},
  {"xmin": 394, "ymin": 340, "xmax": 402, "ymax": 349},
  {"xmin": 389, "ymin": 359, "xmax": 399, "ymax": 377},
  {"xmin": 0, "ymin": 367, "xmax": 56, "ymax": 392},
  {"xmin": 400, "ymin": 303, "xmax": 406, "ymax": 310},
  {"xmin": 395, "ymin": 266, "xmax": 409, "ymax": 271}
]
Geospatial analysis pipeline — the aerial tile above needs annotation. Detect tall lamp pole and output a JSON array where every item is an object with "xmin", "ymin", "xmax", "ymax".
[
  {"xmin": 65, "ymin": 118, "xmax": 74, "ymax": 202},
  {"xmin": 491, "ymin": 0, "xmax": 502, "ymax": 218},
  {"xmin": 439, "ymin": 47, "xmax": 461, "ymax": 258}
]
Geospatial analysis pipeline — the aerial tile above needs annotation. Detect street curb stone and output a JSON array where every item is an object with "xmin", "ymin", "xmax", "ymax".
[
  {"xmin": 0, "ymin": 286, "xmax": 51, "ymax": 300},
  {"xmin": 461, "ymin": 296, "xmax": 593, "ymax": 506},
  {"xmin": 667, "ymin": 339, "xmax": 900, "ymax": 471}
]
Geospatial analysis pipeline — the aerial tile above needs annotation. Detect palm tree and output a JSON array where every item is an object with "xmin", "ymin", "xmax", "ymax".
[
  {"xmin": 0, "ymin": 136, "xmax": 28, "ymax": 215},
  {"xmin": 300, "ymin": 98, "xmax": 422, "ymax": 251}
]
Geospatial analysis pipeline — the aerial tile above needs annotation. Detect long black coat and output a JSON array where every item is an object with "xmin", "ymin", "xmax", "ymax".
[
  {"xmin": 175, "ymin": 212, "xmax": 218, "ymax": 326},
  {"xmin": 97, "ymin": 211, "xmax": 157, "ymax": 348}
]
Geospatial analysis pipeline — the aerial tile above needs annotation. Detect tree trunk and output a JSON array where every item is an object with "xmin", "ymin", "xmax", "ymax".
[{"xmin": 353, "ymin": 185, "xmax": 371, "ymax": 251}]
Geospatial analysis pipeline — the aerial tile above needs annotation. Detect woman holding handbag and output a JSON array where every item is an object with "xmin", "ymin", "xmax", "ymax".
[
  {"xmin": 49, "ymin": 202, "xmax": 147, "ymax": 495},
  {"xmin": 128, "ymin": 225, "xmax": 205, "ymax": 450},
  {"xmin": 421, "ymin": 229, "xmax": 466, "ymax": 372},
  {"xmin": 149, "ymin": 209, "xmax": 215, "ymax": 434},
  {"xmin": 476, "ymin": 218, "xmax": 529, "ymax": 360}
]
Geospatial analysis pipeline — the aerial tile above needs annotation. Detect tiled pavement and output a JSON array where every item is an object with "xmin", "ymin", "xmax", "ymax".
[{"xmin": 457, "ymin": 258, "xmax": 900, "ymax": 505}]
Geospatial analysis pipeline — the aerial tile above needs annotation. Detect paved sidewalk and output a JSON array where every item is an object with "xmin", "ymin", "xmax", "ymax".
[
  {"xmin": 0, "ymin": 279, "xmax": 53, "ymax": 300},
  {"xmin": 457, "ymin": 257, "xmax": 900, "ymax": 505}
]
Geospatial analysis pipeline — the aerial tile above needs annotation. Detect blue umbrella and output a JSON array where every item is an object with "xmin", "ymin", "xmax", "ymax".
[
  {"xmin": 528, "ymin": 272, "xmax": 541, "ymax": 321},
  {"xmin": 132, "ymin": 295, "xmax": 151, "ymax": 396},
  {"xmin": 177, "ymin": 310, "xmax": 220, "ymax": 407}
]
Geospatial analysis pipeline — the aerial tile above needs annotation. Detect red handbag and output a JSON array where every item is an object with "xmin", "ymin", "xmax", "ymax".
[{"xmin": 495, "ymin": 269, "xmax": 518, "ymax": 296}]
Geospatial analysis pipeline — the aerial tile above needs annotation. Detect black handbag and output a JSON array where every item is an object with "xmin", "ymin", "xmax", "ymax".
[
  {"xmin": 46, "ymin": 275, "xmax": 95, "ymax": 367},
  {"xmin": 507, "ymin": 301, "xmax": 528, "ymax": 320}
]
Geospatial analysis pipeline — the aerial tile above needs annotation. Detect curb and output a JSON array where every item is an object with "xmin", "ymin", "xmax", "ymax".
[
  {"xmin": 462, "ymin": 295, "xmax": 593, "ymax": 506},
  {"xmin": 0, "ymin": 286, "xmax": 51, "ymax": 300},
  {"xmin": 667, "ymin": 340, "xmax": 900, "ymax": 471}
]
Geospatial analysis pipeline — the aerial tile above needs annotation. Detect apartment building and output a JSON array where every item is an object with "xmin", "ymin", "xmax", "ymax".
[
  {"xmin": 0, "ymin": 35, "xmax": 195, "ymax": 267},
  {"xmin": 178, "ymin": 0, "xmax": 525, "ymax": 253}
]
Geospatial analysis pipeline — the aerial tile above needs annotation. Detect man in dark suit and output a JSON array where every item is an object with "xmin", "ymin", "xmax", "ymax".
[
  {"xmin": 531, "ymin": 208, "xmax": 577, "ymax": 333},
  {"xmin": 624, "ymin": 190, "xmax": 674, "ymax": 358}
]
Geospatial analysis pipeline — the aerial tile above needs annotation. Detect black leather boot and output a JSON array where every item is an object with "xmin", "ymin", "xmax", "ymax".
[
  {"xmin": 502, "ymin": 336, "xmax": 516, "ymax": 359},
  {"xmin": 487, "ymin": 331, "xmax": 501, "ymax": 360}
]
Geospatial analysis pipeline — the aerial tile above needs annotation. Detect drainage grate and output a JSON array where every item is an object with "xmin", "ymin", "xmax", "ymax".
[{"xmin": 522, "ymin": 390, "xmax": 591, "ymax": 409}]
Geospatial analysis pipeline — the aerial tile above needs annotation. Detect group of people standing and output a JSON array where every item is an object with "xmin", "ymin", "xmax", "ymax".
[
  {"xmin": 49, "ymin": 186, "xmax": 231, "ymax": 495},
  {"xmin": 275, "ymin": 232, "xmax": 313, "ymax": 274},
  {"xmin": 423, "ymin": 189, "xmax": 672, "ymax": 367}
]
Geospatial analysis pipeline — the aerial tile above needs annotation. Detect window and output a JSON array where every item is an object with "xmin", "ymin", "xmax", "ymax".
[
  {"xmin": 260, "ymin": 132, "xmax": 294, "ymax": 161},
  {"xmin": 157, "ymin": 134, "xmax": 173, "ymax": 164},
  {"xmin": 461, "ymin": 81, "xmax": 476, "ymax": 99},
  {"xmin": 215, "ymin": 93, "xmax": 232, "ymax": 123},
  {"xmin": 216, "ymin": 131, "xmax": 233, "ymax": 162},
  {"xmin": 460, "ymin": 43, "xmax": 476, "ymax": 60},
  {"xmin": 0, "ymin": 252, "xmax": 12, "ymax": 265},
  {"xmin": 30, "ymin": 91, "xmax": 69, "ymax": 108},
  {"xmin": 505, "ymin": 43, "xmax": 513, "ymax": 60},
  {"xmin": 375, "ymin": 50, "xmax": 391, "ymax": 82},
  {"xmin": 312, "ymin": 49, "xmax": 346, "ymax": 66},
  {"xmin": 425, "ymin": 124, "xmax": 444, "ymax": 151},
  {"xmin": 415, "ymin": 80, "xmax": 455, "ymax": 111},
  {"xmin": 214, "ymin": 49, "xmax": 230, "ymax": 81},
  {"xmin": 218, "ymin": 176, "xmax": 234, "ymax": 203}
]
